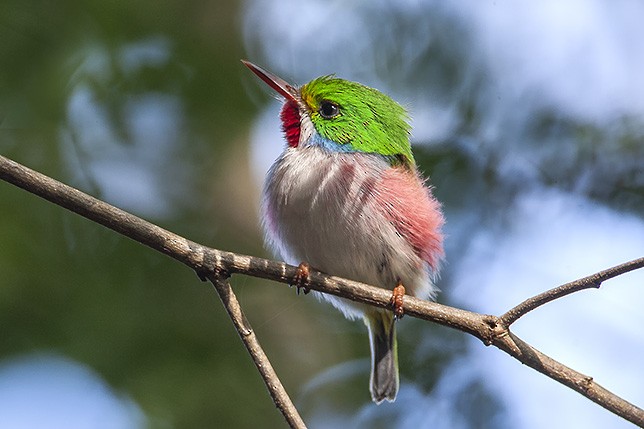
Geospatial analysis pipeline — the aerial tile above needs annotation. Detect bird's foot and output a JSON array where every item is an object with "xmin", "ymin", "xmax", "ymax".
[
  {"xmin": 390, "ymin": 281, "xmax": 406, "ymax": 320},
  {"xmin": 291, "ymin": 262, "xmax": 311, "ymax": 295}
]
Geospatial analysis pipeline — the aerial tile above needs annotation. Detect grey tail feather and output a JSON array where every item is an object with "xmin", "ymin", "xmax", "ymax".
[{"xmin": 366, "ymin": 311, "xmax": 398, "ymax": 404}]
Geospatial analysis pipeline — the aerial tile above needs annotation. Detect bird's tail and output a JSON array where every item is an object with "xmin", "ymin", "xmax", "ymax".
[{"xmin": 365, "ymin": 310, "xmax": 398, "ymax": 403}]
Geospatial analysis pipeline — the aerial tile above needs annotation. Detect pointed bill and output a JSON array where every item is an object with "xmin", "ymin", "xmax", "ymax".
[{"xmin": 242, "ymin": 60, "xmax": 299, "ymax": 104}]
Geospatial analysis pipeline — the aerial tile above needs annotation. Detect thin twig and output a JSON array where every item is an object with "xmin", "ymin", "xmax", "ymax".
[
  {"xmin": 1, "ymin": 154, "xmax": 643, "ymax": 427},
  {"xmin": 500, "ymin": 257, "xmax": 644, "ymax": 327},
  {"xmin": 208, "ymin": 273, "xmax": 306, "ymax": 429}
]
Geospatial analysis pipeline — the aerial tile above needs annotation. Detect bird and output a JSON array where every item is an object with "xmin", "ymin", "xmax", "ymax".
[{"xmin": 242, "ymin": 60, "xmax": 444, "ymax": 404}]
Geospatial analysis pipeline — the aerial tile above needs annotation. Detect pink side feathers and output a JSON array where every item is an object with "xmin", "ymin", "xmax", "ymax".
[{"xmin": 375, "ymin": 167, "xmax": 445, "ymax": 271}]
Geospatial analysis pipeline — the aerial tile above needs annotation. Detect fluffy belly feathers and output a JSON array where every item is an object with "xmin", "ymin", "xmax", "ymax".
[{"xmin": 262, "ymin": 147, "xmax": 443, "ymax": 319}]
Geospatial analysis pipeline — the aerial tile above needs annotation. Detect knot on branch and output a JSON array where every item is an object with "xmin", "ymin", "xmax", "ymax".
[
  {"xmin": 481, "ymin": 315, "xmax": 509, "ymax": 346},
  {"xmin": 588, "ymin": 276, "xmax": 603, "ymax": 289},
  {"xmin": 580, "ymin": 376, "xmax": 596, "ymax": 394}
]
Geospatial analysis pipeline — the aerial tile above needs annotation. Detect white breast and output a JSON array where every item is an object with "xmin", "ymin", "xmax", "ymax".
[{"xmin": 262, "ymin": 146, "xmax": 434, "ymax": 320}]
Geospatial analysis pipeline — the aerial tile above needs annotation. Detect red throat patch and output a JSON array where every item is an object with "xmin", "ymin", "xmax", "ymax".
[{"xmin": 280, "ymin": 102, "xmax": 300, "ymax": 147}]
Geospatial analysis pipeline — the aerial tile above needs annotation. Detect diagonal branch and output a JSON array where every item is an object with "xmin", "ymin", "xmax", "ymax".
[
  {"xmin": 208, "ymin": 273, "xmax": 306, "ymax": 429},
  {"xmin": 500, "ymin": 257, "xmax": 644, "ymax": 327},
  {"xmin": 1, "ymin": 154, "xmax": 643, "ymax": 428}
]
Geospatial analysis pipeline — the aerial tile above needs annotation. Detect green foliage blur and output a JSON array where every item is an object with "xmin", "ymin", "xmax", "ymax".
[{"xmin": 0, "ymin": 1, "xmax": 374, "ymax": 427}]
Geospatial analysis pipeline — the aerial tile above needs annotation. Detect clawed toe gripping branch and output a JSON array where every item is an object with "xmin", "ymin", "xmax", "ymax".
[
  {"xmin": 1, "ymin": 154, "xmax": 643, "ymax": 429},
  {"xmin": 291, "ymin": 262, "xmax": 311, "ymax": 295}
]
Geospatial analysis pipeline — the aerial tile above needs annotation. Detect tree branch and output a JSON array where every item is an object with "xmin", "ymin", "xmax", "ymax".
[
  {"xmin": 208, "ymin": 273, "xmax": 306, "ymax": 429},
  {"xmin": 1, "ymin": 154, "xmax": 642, "ymax": 428},
  {"xmin": 500, "ymin": 257, "xmax": 644, "ymax": 327}
]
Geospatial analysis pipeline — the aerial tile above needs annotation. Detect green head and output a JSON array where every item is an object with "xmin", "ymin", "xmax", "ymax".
[{"xmin": 243, "ymin": 60, "xmax": 415, "ymax": 168}]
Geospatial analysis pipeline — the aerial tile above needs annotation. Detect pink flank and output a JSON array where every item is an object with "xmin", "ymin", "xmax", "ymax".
[{"xmin": 375, "ymin": 167, "xmax": 445, "ymax": 271}]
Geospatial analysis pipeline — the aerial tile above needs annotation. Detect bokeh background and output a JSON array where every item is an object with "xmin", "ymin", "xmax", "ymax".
[{"xmin": 1, "ymin": 1, "xmax": 643, "ymax": 428}]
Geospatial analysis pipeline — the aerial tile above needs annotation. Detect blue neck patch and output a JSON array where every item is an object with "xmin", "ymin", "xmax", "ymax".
[
  {"xmin": 304, "ymin": 131, "xmax": 402, "ymax": 166},
  {"xmin": 306, "ymin": 132, "xmax": 357, "ymax": 153}
]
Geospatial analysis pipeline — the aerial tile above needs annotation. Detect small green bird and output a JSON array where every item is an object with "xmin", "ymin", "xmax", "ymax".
[{"xmin": 243, "ymin": 61, "xmax": 444, "ymax": 403}]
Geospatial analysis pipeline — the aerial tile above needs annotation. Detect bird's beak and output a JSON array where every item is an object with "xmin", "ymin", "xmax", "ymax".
[{"xmin": 242, "ymin": 60, "xmax": 299, "ymax": 105}]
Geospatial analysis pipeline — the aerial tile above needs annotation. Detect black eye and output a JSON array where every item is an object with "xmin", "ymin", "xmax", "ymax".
[{"xmin": 319, "ymin": 101, "xmax": 340, "ymax": 119}]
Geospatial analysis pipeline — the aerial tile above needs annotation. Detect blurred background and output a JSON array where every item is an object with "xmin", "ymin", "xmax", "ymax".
[{"xmin": 1, "ymin": 0, "xmax": 643, "ymax": 428}]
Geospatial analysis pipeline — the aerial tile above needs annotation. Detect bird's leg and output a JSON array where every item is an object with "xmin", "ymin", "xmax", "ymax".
[
  {"xmin": 390, "ymin": 280, "xmax": 406, "ymax": 319},
  {"xmin": 291, "ymin": 262, "xmax": 311, "ymax": 295}
]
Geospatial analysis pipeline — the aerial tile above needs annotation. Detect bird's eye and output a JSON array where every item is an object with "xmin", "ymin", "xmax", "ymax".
[{"xmin": 319, "ymin": 101, "xmax": 340, "ymax": 119}]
